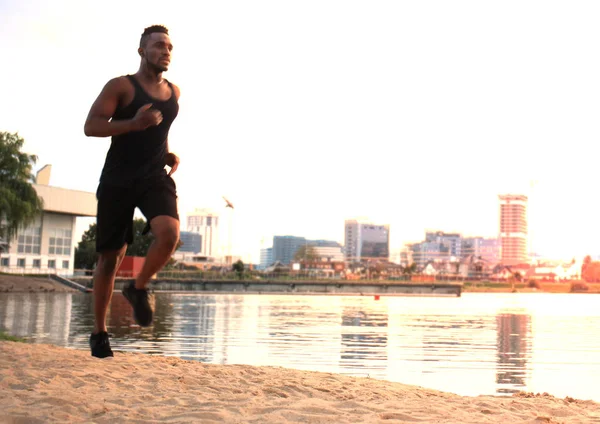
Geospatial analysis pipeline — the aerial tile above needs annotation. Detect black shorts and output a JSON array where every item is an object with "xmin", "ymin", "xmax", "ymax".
[{"xmin": 95, "ymin": 174, "xmax": 179, "ymax": 252}]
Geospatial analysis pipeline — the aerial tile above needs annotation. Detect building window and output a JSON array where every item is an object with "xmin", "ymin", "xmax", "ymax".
[
  {"xmin": 1, "ymin": 258, "xmax": 8, "ymax": 267},
  {"xmin": 48, "ymin": 259, "xmax": 56, "ymax": 269},
  {"xmin": 49, "ymin": 229, "xmax": 72, "ymax": 256},
  {"xmin": 17, "ymin": 226, "xmax": 41, "ymax": 254},
  {"xmin": 62, "ymin": 260, "xmax": 69, "ymax": 269},
  {"xmin": 33, "ymin": 259, "xmax": 41, "ymax": 268},
  {"xmin": 17, "ymin": 258, "xmax": 26, "ymax": 268}
]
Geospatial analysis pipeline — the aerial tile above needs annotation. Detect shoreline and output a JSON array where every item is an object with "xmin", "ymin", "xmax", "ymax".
[
  {"xmin": 1, "ymin": 275, "xmax": 598, "ymax": 295},
  {"xmin": 1, "ymin": 341, "xmax": 599, "ymax": 423},
  {"xmin": 0, "ymin": 275, "xmax": 78, "ymax": 293}
]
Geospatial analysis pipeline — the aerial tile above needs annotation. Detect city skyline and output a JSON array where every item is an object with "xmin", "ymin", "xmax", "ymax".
[
  {"xmin": 71, "ymin": 186, "xmax": 593, "ymax": 266},
  {"xmin": 3, "ymin": 1, "xmax": 600, "ymax": 263},
  {"xmin": 174, "ymin": 189, "xmax": 581, "ymax": 266}
]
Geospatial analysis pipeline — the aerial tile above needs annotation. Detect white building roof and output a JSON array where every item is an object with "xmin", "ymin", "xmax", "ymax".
[{"xmin": 33, "ymin": 184, "xmax": 96, "ymax": 217}]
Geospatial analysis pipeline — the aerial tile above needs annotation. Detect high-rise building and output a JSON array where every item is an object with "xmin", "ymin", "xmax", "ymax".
[
  {"xmin": 186, "ymin": 208, "xmax": 219, "ymax": 257},
  {"xmin": 499, "ymin": 194, "xmax": 528, "ymax": 265},
  {"xmin": 177, "ymin": 231, "xmax": 202, "ymax": 253},
  {"xmin": 344, "ymin": 219, "xmax": 390, "ymax": 262},
  {"xmin": 259, "ymin": 247, "xmax": 273, "ymax": 269},
  {"xmin": 272, "ymin": 236, "xmax": 307, "ymax": 265}
]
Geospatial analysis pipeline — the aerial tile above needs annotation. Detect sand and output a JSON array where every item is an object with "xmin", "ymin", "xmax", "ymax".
[
  {"xmin": 0, "ymin": 275, "xmax": 77, "ymax": 293},
  {"xmin": 0, "ymin": 342, "xmax": 599, "ymax": 424}
]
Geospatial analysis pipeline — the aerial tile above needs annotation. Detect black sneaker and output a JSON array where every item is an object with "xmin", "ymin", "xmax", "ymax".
[
  {"xmin": 122, "ymin": 281, "xmax": 153, "ymax": 327},
  {"xmin": 89, "ymin": 331, "xmax": 114, "ymax": 358}
]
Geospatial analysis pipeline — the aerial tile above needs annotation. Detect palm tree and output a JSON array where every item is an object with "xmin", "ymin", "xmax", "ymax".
[{"xmin": 0, "ymin": 132, "xmax": 43, "ymax": 249}]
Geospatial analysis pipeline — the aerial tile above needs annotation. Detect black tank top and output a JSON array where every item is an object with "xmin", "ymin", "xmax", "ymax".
[{"xmin": 99, "ymin": 74, "xmax": 179, "ymax": 185}]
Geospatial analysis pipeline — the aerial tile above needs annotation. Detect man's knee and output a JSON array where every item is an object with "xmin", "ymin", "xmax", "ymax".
[
  {"xmin": 152, "ymin": 217, "xmax": 179, "ymax": 251},
  {"xmin": 157, "ymin": 226, "xmax": 179, "ymax": 251}
]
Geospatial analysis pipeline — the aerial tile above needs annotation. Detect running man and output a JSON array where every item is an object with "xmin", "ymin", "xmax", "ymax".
[{"xmin": 84, "ymin": 25, "xmax": 181, "ymax": 358}]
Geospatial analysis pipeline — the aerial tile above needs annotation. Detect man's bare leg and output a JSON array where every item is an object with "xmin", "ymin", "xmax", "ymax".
[
  {"xmin": 93, "ymin": 245, "xmax": 127, "ymax": 333},
  {"xmin": 121, "ymin": 216, "xmax": 178, "ymax": 327},
  {"xmin": 134, "ymin": 215, "xmax": 179, "ymax": 289}
]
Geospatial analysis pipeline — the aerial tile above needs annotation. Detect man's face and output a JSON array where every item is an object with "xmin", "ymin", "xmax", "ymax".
[{"xmin": 141, "ymin": 33, "xmax": 173, "ymax": 72}]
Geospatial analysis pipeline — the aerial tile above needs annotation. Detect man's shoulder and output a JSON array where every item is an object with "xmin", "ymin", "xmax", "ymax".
[
  {"xmin": 103, "ymin": 75, "xmax": 134, "ymax": 93},
  {"xmin": 166, "ymin": 80, "xmax": 181, "ymax": 99}
]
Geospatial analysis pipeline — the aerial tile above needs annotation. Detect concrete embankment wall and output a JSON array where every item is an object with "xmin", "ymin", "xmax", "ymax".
[
  {"xmin": 49, "ymin": 274, "xmax": 91, "ymax": 293},
  {"xmin": 104, "ymin": 279, "xmax": 462, "ymax": 297}
]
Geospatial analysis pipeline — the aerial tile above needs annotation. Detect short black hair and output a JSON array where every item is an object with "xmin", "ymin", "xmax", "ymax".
[{"xmin": 140, "ymin": 25, "xmax": 169, "ymax": 48}]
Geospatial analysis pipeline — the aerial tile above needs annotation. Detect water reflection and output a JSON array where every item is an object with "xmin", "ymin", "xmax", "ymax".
[
  {"xmin": 340, "ymin": 308, "xmax": 388, "ymax": 373},
  {"xmin": 174, "ymin": 295, "xmax": 217, "ymax": 362},
  {"xmin": 102, "ymin": 293, "xmax": 178, "ymax": 355},
  {"xmin": 1, "ymin": 293, "xmax": 599, "ymax": 401},
  {"xmin": 496, "ymin": 313, "xmax": 530, "ymax": 394},
  {"xmin": 0, "ymin": 293, "xmax": 72, "ymax": 345},
  {"xmin": 264, "ymin": 298, "xmax": 342, "ymax": 373}
]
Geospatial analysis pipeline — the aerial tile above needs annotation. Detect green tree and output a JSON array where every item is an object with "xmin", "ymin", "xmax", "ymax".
[
  {"xmin": 75, "ymin": 218, "xmax": 183, "ymax": 269},
  {"xmin": 403, "ymin": 263, "xmax": 417, "ymax": 274},
  {"xmin": 74, "ymin": 222, "xmax": 99, "ymax": 270},
  {"xmin": 293, "ymin": 245, "xmax": 319, "ymax": 262},
  {"xmin": 0, "ymin": 132, "xmax": 43, "ymax": 249},
  {"xmin": 125, "ymin": 219, "xmax": 155, "ymax": 257},
  {"xmin": 232, "ymin": 259, "xmax": 244, "ymax": 279}
]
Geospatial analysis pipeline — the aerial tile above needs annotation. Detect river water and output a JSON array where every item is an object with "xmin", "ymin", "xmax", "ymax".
[{"xmin": 1, "ymin": 292, "xmax": 599, "ymax": 401}]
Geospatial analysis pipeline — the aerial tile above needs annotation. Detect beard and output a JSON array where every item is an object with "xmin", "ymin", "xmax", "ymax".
[{"xmin": 148, "ymin": 60, "xmax": 168, "ymax": 73}]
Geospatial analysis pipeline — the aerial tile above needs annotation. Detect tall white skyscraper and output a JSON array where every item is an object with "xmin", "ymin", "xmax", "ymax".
[{"xmin": 186, "ymin": 208, "xmax": 220, "ymax": 257}]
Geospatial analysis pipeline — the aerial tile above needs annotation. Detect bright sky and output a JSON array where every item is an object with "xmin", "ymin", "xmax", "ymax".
[{"xmin": 2, "ymin": 0, "xmax": 600, "ymax": 263}]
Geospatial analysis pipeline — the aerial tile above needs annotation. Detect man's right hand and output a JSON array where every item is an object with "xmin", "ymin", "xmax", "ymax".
[{"xmin": 133, "ymin": 104, "xmax": 163, "ymax": 131}]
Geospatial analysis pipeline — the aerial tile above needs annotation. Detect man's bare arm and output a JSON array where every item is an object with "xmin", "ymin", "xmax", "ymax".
[
  {"xmin": 165, "ymin": 83, "xmax": 181, "ymax": 176},
  {"xmin": 84, "ymin": 78, "xmax": 133, "ymax": 137},
  {"xmin": 84, "ymin": 78, "xmax": 161, "ymax": 137}
]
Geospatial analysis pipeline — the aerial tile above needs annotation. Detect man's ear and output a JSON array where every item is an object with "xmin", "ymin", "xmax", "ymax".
[{"xmin": 138, "ymin": 47, "xmax": 144, "ymax": 57}]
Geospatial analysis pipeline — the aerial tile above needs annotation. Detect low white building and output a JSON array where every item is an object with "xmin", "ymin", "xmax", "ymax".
[
  {"xmin": 313, "ymin": 246, "xmax": 344, "ymax": 262},
  {"xmin": 0, "ymin": 165, "xmax": 96, "ymax": 276}
]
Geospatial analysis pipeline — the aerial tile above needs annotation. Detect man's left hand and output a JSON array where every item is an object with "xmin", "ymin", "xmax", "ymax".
[{"xmin": 166, "ymin": 153, "xmax": 180, "ymax": 176}]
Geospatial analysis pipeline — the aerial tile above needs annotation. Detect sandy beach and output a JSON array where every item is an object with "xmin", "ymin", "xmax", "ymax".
[{"xmin": 0, "ymin": 342, "xmax": 598, "ymax": 423}]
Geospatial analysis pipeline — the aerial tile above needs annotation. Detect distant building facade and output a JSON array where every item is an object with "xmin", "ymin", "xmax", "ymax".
[
  {"xmin": 186, "ymin": 208, "xmax": 219, "ymax": 257},
  {"xmin": 344, "ymin": 219, "xmax": 390, "ymax": 262},
  {"xmin": 407, "ymin": 231, "xmax": 459, "ymax": 269},
  {"xmin": 408, "ymin": 240, "xmax": 450, "ymax": 269},
  {"xmin": 313, "ymin": 246, "xmax": 344, "ymax": 262},
  {"xmin": 462, "ymin": 237, "xmax": 500, "ymax": 265},
  {"xmin": 259, "ymin": 247, "xmax": 273, "ymax": 270},
  {"xmin": 425, "ymin": 231, "xmax": 462, "ymax": 257},
  {"xmin": 178, "ymin": 231, "xmax": 202, "ymax": 253},
  {"xmin": 408, "ymin": 231, "xmax": 500, "ymax": 269},
  {"xmin": 0, "ymin": 165, "xmax": 96, "ymax": 275},
  {"xmin": 272, "ymin": 236, "xmax": 341, "ymax": 265},
  {"xmin": 499, "ymin": 194, "xmax": 528, "ymax": 265}
]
